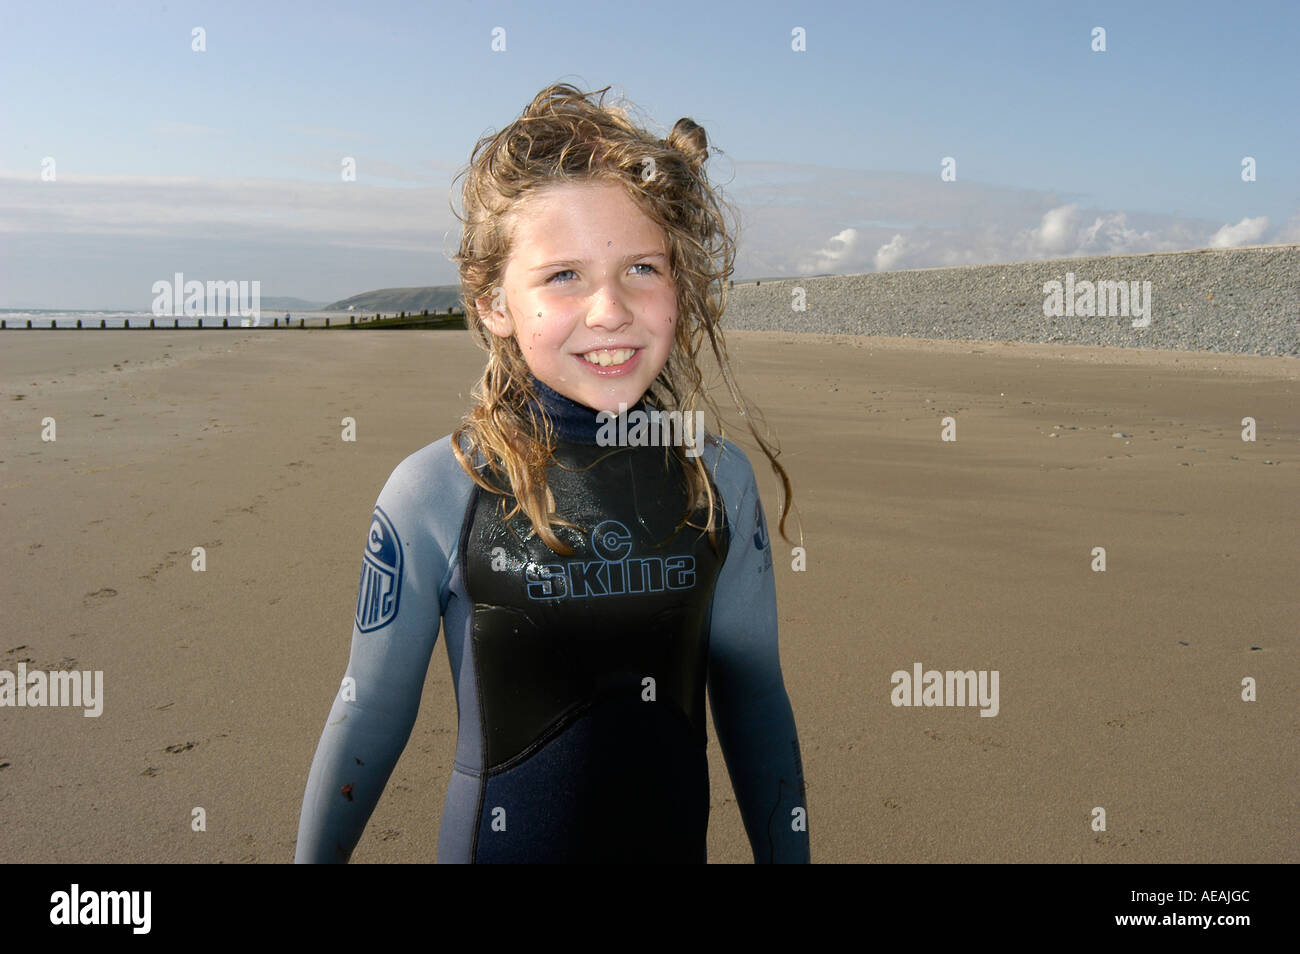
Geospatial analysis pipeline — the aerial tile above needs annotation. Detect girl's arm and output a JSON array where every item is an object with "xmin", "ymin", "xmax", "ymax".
[
  {"xmin": 706, "ymin": 440, "xmax": 810, "ymax": 863},
  {"xmin": 294, "ymin": 438, "xmax": 467, "ymax": 862}
]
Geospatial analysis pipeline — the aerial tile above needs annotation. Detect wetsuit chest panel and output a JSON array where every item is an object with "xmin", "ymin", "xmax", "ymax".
[{"xmin": 463, "ymin": 442, "xmax": 729, "ymax": 772}]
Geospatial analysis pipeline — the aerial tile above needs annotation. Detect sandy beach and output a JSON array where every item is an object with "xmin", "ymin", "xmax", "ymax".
[{"xmin": 1, "ymin": 329, "xmax": 1295, "ymax": 863}]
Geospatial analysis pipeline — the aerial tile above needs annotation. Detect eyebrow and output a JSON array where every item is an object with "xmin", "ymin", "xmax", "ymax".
[{"xmin": 529, "ymin": 251, "xmax": 668, "ymax": 272}]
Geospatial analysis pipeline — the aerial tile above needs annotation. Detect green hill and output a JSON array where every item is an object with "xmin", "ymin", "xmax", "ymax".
[
  {"xmin": 323, "ymin": 285, "xmax": 464, "ymax": 314},
  {"xmin": 261, "ymin": 296, "xmax": 330, "ymax": 310}
]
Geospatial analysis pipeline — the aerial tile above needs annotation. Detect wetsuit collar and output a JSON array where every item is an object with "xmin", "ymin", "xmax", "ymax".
[{"xmin": 527, "ymin": 375, "xmax": 648, "ymax": 445}]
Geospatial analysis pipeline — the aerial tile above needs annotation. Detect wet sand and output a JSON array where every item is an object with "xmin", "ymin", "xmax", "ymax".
[{"xmin": 1, "ymin": 329, "xmax": 1295, "ymax": 862}]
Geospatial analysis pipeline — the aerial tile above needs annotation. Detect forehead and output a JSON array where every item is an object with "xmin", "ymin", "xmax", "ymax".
[{"xmin": 508, "ymin": 179, "xmax": 661, "ymax": 238}]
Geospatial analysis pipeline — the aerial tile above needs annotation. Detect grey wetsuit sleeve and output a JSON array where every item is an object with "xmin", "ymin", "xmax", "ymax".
[
  {"xmin": 294, "ymin": 436, "xmax": 470, "ymax": 863},
  {"xmin": 706, "ymin": 438, "xmax": 810, "ymax": 864}
]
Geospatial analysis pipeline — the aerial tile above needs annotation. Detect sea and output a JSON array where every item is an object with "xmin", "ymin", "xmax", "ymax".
[{"xmin": 0, "ymin": 309, "xmax": 360, "ymax": 329}]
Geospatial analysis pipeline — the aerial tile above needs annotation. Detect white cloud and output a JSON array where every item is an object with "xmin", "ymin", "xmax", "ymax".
[
  {"xmin": 1009, "ymin": 204, "xmax": 1167, "ymax": 259},
  {"xmin": 799, "ymin": 228, "xmax": 857, "ymax": 274},
  {"xmin": 1076, "ymin": 211, "xmax": 1161, "ymax": 254},
  {"xmin": 274, "ymin": 153, "xmax": 437, "ymax": 184},
  {"xmin": 0, "ymin": 172, "xmax": 445, "ymax": 252},
  {"xmin": 874, "ymin": 232, "xmax": 930, "ymax": 271},
  {"xmin": 730, "ymin": 163, "xmax": 1298, "ymax": 278},
  {"xmin": 1208, "ymin": 216, "xmax": 1270, "ymax": 248},
  {"xmin": 1022, "ymin": 203, "xmax": 1079, "ymax": 256}
]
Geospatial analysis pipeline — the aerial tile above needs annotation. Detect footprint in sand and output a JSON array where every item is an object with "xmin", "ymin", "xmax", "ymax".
[
  {"xmin": 83, "ymin": 587, "xmax": 117, "ymax": 606},
  {"xmin": 1104, "ymin": 708, "xmax": 1155, "ymax": 730},
  {"xmin": 140, "ymin": 548, "xmax": 188, "ymax": 582}
]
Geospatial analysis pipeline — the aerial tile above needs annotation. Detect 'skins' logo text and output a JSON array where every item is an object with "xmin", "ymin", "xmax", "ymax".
[{"xmin": 526, "ymin": 520, "xmax": 695, "ymax": 600}]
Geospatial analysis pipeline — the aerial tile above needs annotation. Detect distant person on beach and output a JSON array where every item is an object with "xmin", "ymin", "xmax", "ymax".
[{"xmin": 295, "ymin": 82, "xmax": 808, "ymax": 863}]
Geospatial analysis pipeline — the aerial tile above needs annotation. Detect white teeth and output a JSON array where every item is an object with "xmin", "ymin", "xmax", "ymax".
[{"xmin": 582, "ymin": 348, "xmax": 635, "ymax": 367}]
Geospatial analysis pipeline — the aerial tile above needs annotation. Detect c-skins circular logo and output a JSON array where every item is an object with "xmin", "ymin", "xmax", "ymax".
[{"xmin": 356, "ymin": 505, "xmax": 403, "ymax": 632}]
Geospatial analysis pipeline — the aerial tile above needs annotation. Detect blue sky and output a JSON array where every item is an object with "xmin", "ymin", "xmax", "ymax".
[{"xmin": 1, "ymin": 0, "xmax": 1296, "ymax": 308}]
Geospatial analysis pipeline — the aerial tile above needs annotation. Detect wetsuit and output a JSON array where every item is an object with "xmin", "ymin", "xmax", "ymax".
[{"xmin": 295, "ymin": 379, "xmax": 808, "ymax": 863}]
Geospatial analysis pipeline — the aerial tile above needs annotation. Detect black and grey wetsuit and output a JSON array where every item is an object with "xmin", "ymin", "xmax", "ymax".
[{"xmin": 295, "ymin": 380, "xmax": 808, "ymax": 863}]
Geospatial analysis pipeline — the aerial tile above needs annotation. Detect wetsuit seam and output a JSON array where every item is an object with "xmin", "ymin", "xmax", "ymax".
[
  {"xmin": 438, "ymin": 538, "xmax": 456, "ymax": 618},
  {"xmin": 703, "ymin": 472, "xmax": 730, "ymax": 639},
  {"xmin": 459, "ymin": 482, "xmax": 487, "ymax": 863},
  {"xmin": 437, "ymin": 442, "xmax": 475, "ymax": 615},
  {"xmin": 712, "ymin": 471, "xmax": 731, "ymax": 561},
  {"xmin": 481, "ymin": 699, "xmax": 595, "ymax": 776}
]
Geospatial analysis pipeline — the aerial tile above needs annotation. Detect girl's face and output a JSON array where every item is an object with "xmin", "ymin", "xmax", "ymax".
[{"xmin": 477, "ymin": 179, "xmax": 678, "ymax": 415}]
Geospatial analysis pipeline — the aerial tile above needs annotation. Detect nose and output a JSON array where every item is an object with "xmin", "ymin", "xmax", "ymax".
[{"xmin": 584, "ymin": 279, "xmax": 633, "ymax": 332}]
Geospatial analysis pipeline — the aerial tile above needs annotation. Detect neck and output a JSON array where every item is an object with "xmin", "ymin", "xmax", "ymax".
[{"xmin": 527, "ymin": 375, "xmax": 647, "ymax": 444}]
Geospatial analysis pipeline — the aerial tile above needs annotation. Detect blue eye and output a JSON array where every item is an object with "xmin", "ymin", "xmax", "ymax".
[{"xmin": 547, "ymin": 264, "xmax": 658, "ymax": 284}]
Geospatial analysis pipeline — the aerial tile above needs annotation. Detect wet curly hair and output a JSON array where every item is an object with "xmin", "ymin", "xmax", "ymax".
[{"xmin": 449, "ymin": 81, "xmax": 792, "ymax": 555}]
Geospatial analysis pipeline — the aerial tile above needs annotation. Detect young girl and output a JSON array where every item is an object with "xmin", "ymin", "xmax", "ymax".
[{"xmin": 295, "ymin": 83, "xmax": 808, "ymax": 863}]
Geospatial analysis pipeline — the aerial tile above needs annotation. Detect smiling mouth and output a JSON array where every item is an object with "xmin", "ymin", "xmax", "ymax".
[{"xmin": 580, "ymin": 347, "xmax": 638, "ymax": 367}]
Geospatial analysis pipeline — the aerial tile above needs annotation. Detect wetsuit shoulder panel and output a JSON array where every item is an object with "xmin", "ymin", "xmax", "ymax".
[
  {"xmin": 294, "ymin": 435, "xmax": 474, "ymax": 863},
  {"xmin": 703, "ymin": 436, "xmax": 811, "ymax": 863}
]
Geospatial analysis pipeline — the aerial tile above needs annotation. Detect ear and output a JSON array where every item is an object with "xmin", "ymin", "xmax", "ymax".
[{"xmin": 476, "ymin": 293, "xmax": 513, "ymax": 338}]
